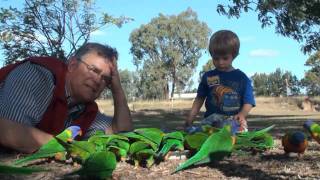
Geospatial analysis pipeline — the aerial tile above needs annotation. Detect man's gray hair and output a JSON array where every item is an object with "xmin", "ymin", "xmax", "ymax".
[{"xmin": 73, "ymin": 42, "xmax": 118, "ymax": 61}]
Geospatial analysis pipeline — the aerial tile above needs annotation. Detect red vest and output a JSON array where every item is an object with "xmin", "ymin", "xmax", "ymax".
[{"xmin": 0, "ymin": 57, "xmax": 98, "ymax": 137}]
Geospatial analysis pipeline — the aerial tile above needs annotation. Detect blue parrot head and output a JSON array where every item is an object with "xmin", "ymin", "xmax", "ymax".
[
  {"xmin": 66, "ymin": 126, "xmax": 82, "ymax": 139},
  {"xmin": 289, "ymin": 131, "xmax": 306, "ymax": 145},
  {"xmin": 303, "ymin": 120, "xmax": 314, "ymax": 130}
]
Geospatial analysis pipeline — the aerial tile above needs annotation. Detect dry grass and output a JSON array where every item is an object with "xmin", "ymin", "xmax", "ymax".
[{"xmin": 97, "ymin": 96, "xmax": 320, "ymax": 133}]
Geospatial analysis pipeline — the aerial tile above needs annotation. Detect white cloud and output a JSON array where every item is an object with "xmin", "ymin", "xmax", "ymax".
[
  {"xmin": 249, "ymin": 49, "xmax": 279, "ymax": 58},
  {"xmin": 240, "ymin": 36, "xmax": 256, "ymax": 43},
  {"xmin": 91, "ymin": 30, "xmax": 106, "ymax": 36}
]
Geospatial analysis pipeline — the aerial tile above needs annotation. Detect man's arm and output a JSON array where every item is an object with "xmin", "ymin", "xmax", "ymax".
[
  {"xmin": 108, "ymin": 58, "xmax": 133, "ymax": 133},
  {"xmin": 185, "ymin": 97, "xmax": 205, "ymax": 127},
  {"xmin": 0, "ymin": 118, "xmax": 52, "ymax": 153},
  {"xmin": 0, "ymin": 62, "xmax": 55, "ymax": 153}
]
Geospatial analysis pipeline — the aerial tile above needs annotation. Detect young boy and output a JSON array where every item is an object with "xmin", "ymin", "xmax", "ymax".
[{"xmin": 185, "ymin": 30, "xmax": 255, "ymax": 132}]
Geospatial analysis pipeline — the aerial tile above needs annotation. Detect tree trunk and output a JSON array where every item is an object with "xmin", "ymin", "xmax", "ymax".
[
  {"xmin": 171, "ymin": 69, "xmax": 176, "ymax": 99},
  {"xmin": 163, "ymin": 83, "xmax": 169, "ymax": 99}
]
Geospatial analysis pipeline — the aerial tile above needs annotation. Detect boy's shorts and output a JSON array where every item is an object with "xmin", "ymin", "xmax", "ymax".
[{"xmin": 200, "ymin": 113, "xmax": 248, "ymax": 132}]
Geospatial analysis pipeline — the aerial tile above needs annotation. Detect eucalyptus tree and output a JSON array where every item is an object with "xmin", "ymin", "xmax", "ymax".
[
  {"xmin": 130, "ymin": 8, "xmax": 211, "ymax": 99},
  {"xmin": 0, "ymin": 0, "xmax": 131, "ymax": 64},
  {"xmin": 301, "ymin": 51, "xmax": 320, "ymax": 95},
  {"xmin": 217, "ymin": 0, "xmax": 320, "ymax": 54}
]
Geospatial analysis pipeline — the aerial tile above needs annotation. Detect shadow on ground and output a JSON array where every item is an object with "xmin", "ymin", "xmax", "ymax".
[{"xmin": 132, "ymin": 109, "xmax": 320, "ymax": 136}]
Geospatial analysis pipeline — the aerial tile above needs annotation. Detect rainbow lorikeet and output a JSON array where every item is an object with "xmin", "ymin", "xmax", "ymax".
[
  {"xmin": 156, "ymin": 131, "xmax": 184, "ymax": 160},
  {"xmin": 14, "ymin": 126, "xmax": 82, "ymax": 165},
  {"xmin": 65, "ymin": 151, "xmax": 117, "ymax": 179},
  {"xmin": 282, "ymin": 131, "xmax": 308, "ymax": 157},
  {"xmin": 173, "ymin": 125, "xmax": 234, "ymax": 173},
  {"xmin": 304, "ymin": 120, "xmax": 320, "ymax": 144}
]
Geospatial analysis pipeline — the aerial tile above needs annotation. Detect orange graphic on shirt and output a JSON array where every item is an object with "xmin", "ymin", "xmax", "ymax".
[{"xmin": 213, "ymin": 85, "xmax": 234, "ymax": 104}]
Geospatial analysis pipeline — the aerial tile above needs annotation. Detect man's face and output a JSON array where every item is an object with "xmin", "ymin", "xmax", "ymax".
[
  {"xmin": 212, "ymin": 53, "xmax": 234, "ymax": 72},
  {"xmin": 67, "ymin": 51, "xmax": 113, "ymax": 103}
]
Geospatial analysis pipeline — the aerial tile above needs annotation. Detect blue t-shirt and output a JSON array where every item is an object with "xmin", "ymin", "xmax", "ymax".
[{"xmin": 197, "ymin": 69, "xmax": 255, "ymax": 117}]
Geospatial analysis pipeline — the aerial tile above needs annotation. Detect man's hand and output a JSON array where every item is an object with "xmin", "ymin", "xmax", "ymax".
[
  {"xmin": 108, "ymin": 56, "xmax": 133, "ymax": 133},
  {"xmin": 108, "ymin": 57, "xmax": 121, "ymax": 91},
  {"xmin": 0, "ymin": 118, "xmax": 52, "ymax": 153}
]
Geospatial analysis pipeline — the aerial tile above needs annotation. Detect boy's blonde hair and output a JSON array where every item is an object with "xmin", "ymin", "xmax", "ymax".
[{"xmin": 209, "ymin": 30, "xmax": 240, "ymax": 59}]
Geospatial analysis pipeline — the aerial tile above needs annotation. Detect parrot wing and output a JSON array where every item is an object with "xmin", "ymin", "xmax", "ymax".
[{"xmin": 173, "ymin": 125, "xmax": 233, "ymax": 173}]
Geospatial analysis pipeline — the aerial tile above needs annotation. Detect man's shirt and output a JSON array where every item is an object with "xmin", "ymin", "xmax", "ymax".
[{"xmin": 0, "ymin": 61, "xmax": 112, "ymax": 138}]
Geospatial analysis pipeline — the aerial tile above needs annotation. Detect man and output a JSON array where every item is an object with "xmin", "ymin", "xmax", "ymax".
[{"xmin": 0, "ymin": 43, "xmax": 133, "ymax": 153}]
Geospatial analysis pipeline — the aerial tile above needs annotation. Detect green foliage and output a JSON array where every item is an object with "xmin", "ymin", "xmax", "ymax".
[
  {"xmin": 199, "ymin": 59, "xmax": 215, "ymax": 80},
  {"xmin": 0, "ymin": 0, "xmax": 131, "ymax": 64},
  {"xmin": 217, "ymin": 0, "xmax": 320, "ymax": 54},
  {"xmin": 301, "ymin": 51, "xmax": 320, "ymax": 95},
  {"xmin": 129, "ymin": 8, "xmax": 211, "ymax": 99},
  {"xmin": 251, "ymin": 68, "xmax": 301, "ymax": 96},
  {"xmin": 119, "ymin": 69, "xmax": 139, "ymax": 101}
]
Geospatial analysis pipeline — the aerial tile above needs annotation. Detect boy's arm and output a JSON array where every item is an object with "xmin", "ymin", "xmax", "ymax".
[
  {"xmin": 0, "ymin": 118, "xmax": 52, "ymax": 153},
  {"xmin": 185, "ymin": 97, "xmax": 205, "ymax": 127},
  {"xmin": 234, "ymin": 103, "xmax": 253, "ymax": 131},
  {"xmin": 237, "ymin": 103, "xmax": 253, "ymax": 118}
]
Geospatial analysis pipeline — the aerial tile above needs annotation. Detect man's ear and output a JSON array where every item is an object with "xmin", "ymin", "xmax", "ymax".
[{"xmin": 67, "ymin": 57, "xmax": 79, "ymax": 72}]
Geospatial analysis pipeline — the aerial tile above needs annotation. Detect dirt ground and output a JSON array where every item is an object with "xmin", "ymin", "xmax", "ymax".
[{"xmin": 1, "ymin": 97, "xmax": 320, "ymax": 179}]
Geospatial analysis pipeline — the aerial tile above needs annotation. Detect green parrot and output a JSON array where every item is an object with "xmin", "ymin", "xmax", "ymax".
[
  {"xmin": 88, "ymin": 134, "xmax": 128, "ymax": 146},
  {"xmin": 173, "ymin": 125, "xmax": 234, "ymax": 173},
  {"xmin": 55, "ymin": 138, "xmax": 97, "ymax": 164},
  {"xmin": 128, "ymin": 141, "xmax": 155, "ymax": 167},
  {"xmin": 135, "ymin": 149, "xmax": 156, "ymax": 168},
  {"xmin": 201, "ymin": 125, "xmax": 220, "ymax": 135},
  {"xmin": 120, "ymin": 131, "xmax": 158, "ymax": 151},
  {"xmin": 234, "ymin": 125, "xmax": 275, "ymax": 152},
  {"xmin": 157, "ymin": 131, "xmax": 184, "ymax": 160},
  {"xmin": 0, "ymin": 163, "xmax": 47, "ymax": 175},
  {"xmin": 66, "ymin": 151, "xmax": 117, "ymax": 179},
  {"xmin": 14, "ymin": 126, "xmax": 82, "ymax": 165},
  {"xmin": 106, "ymin": 138, "xmax": 130, "ymax": 161},
  {"xmin": 133, "ymin": 128, "xmax": 164, "ymax": 149},
  {"xmin": 184, "ymin": 132, "xmax": 209, "ymax": 153},
  {"xmin": 304, "ymin": 120, "xmax": 320, "ymax": 144}
]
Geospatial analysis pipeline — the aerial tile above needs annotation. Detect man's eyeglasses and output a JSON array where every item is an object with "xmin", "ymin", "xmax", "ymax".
[{"xmin": 78, "ymin": 58, "xmax": 112, "ymax": 84}]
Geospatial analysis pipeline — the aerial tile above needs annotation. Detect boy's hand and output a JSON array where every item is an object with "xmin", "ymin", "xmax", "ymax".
[{"xmin": 234, "ymin": 113, "xmax": 248, "ymax": 132}]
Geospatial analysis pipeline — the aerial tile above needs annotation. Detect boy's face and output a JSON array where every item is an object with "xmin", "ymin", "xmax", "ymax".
[{"xmin": 212, "ymin": 54, "xmax": 234, "ymax": 72}]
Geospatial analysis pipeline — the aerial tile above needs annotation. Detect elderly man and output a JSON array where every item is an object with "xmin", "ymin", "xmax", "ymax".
[{"xmin": 0, "ymin": 43, "xmax": 133, "ymax": 153}]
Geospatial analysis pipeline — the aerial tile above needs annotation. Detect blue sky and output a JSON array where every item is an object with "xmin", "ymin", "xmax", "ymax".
[{"xmin": 0, "ymin": 0, "xmax": 310, "ymax": 87}]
